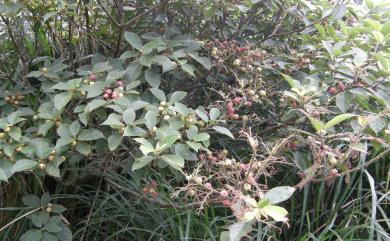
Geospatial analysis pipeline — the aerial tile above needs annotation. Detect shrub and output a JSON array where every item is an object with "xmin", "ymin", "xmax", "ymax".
[{"xmin": 0, "ymin": 0, "xmax": 389, "ymax": 240}]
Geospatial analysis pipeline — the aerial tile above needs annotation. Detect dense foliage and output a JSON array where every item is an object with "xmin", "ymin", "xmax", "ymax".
[{"xmin": 0, "ymin": 0, "xmax": 389, "ymax": 240}]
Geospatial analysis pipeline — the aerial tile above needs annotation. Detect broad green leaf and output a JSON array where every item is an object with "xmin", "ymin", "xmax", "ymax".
[
  {"xmin": 188, "ymin": 53, "xmax": 212, "ymax": 70},
  {"xmin": 332, "ymin": 4, "xmax": 346, "ymax": 20},
  {"xmin": 45, "ymin": 163, "xmax": 60, "ymax": 178},
  {"xmin": 368, "ymin": 115, "xmax": 386, "ymax": 134},
  {"xmin": 92, "ymin": 62, "xmax": 112, "ymax": 73},
  {"xmin": 145, "ymin": 69, "xmax": 161, "ymax": 88},
  {"xmin": 78, "ymin": 129, "xmax": 105, "ymax": 141},
  {"xmin": 101, "ymin": 117, "xmax": 124, "ymax": 127},
  {"xmin": 228, "ymin": 222, "xmax": 253, "ymax": 241},
  {"xmin": 132, "ymin": 156, "xmax": 154, "ymax": 171},
  {"xmin": 45, "ymin": 221, "xmax": 62, "ymax": 233},
  {"xmin": 170, "ymin": 91, "xmax": 187, "ymax": 103},
  {"xmin": 308, "ymin": 117, "xmax": 324, "ymax": 132},
  {"xmin": 20, "ymin": 229, "xmax": 42, "ymax": 241},
  {"xmin": 145, "ymin": 111, "xmax": 158, "ymax": 129},
  {"xmin": 196, "ymin": 109, "xmax": 209, "ymax": 122},
  {"xmin": 124, "ymin": 32, "xmax": 142, "ymax": 50},
  {"xmin": 261, "ymin": 205, "xmax": 288, "ymax": 222},
  {"xmin": 123, "ymin": 108, "xmax": 136, "ymax": 124},
  {"xmin": 123, "ymin": 126, "xmax": 146, "ymax": 137},
  {"xmin": 157, "ymin": 135, "xmax": 180, "ymax": 151},
  {"xmin": 150, "ymin": 88, "xmax": 166, "ymax": 101},
  {"xmin": 56, "ymin": 137, "xmax": 73, "ymax": 148},
  {"xmin": 22, "ymin": 195, "xmax": 41, "ymax": 208},
  {"xmin": 213, "ymin": 126, "xmax": 234, "ymax": 139},
  {"xmin": 54, "ymin": 92, "xmax": 73, "ymax": 110},
  {"xmin": 336, "ymin": 92, "xmax": 352, "ymax": 113},
  {"xmin": 324, "ymin": 114, "xmax": 356, "ymax": 129},
  {"xmin": 75, "ymin": 142, "xmax": 91, "ymax": 156},
  {"xmin": 42, "ymin": 232, "xmax": 58, "ymax": 241},
  {"xmin": 192, "ymin": 133, "xmax": 210, "ymax": 142},
  {"xmin": 181, "ymin": 63, "xmax": 196, "ymax": 77},
  {"xmin": 153, "ymin": 55, "xmax": 177, "ymax": 73},
  {"xmin": 186, "ymin": 141, "xmax": 202, "ymax": 152},
  {"xmin": 108, "ymin": 132, "xmax": 123, "ymax": 151},
  {"xmin": 70, "ymin": 120, "xmax": 81, "ymax": 137},
  {"xmin": 281, "ymin": 74, "xmax": 301, "ymax": 88},
  {"xmin": 209, "ymin": 108, "xmax": 220, "ymax": 121},
  {"xmin": 161, "ymin": 154, "xmax": 184, "ymax": 170},
  {"xmin": 264, "ymin": 186, "xmax": 295, "ymax": 204},
  {"xmin": 12, "ymin": 159, "xmax": 38, "ymax": 173},
  {"xmin": 8, "ymin": 127, "xmax": 21, "ymax": 141}
]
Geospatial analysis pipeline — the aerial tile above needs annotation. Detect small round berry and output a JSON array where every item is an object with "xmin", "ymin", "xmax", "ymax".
[
  {"xmin": 188, "ymin": 189, "xmax": 196, "ymax": 197},
  {"xmin": 48, "ymin": 155, "xmax": 56, "ymax": 162},
  {"xmin": 328, "ymin": 157, "xmax": 338, "ymax": 166},
  {"xmin": 82, "ymin": 79, "xmax": 90, "ymax": 84},
  {"xmin": 247, "ymin": 177, "xmax": 256, "ymax": 185},
  {"xmin": 195, "ymin": 176, "xmax": 203, "ymax": 184},
  {"xmin": 4, "ymin": 127, "xmax": 11, "ymax": 132},
  {"xmin": 328, "ymin": 87, "xmax": 337, "ymax": 95},
  {"xmin": 160, "ymin": 101, "xmax": 167, "ymax": 107},
  {"xmin": 328, "ymin": 168, "xmax": 338, "ymax": 176},
  {"xmin": 42, "ymin": 68, "xmax": 48, "ymax": 73},
  {"xmin": 111, "ymin": 92, "xmax": 118, "ymax": 99},
  {"xmin": 105, "ymin": 89, "xmax": 113, "ymax": 95},
  {"xmin": 204, "ymin": 182, "xmax": 212, "ymax": 189},
  {"xmin": 256, "ymin": 66, "xmax": 262, "ymax": 73},
  {"xmin": 116, "ymin": 80, "xmax": 124, "ymax": 87},
  {"xmin": 222, "ymin": 199, "xmax": 230, "ymax": 207},
  {"xmin": 259, "ymin": 90, "xmax": 267, "ymax": 97},
  {"xmin": 233, "ymin": 59, "xmax": 241, "ymax": 67},
  {"xmin": 220, "ymin": 190, "xmax": 229, "ymax": 197},
  {"xmin": 89, "ymin": 74, "xmax": 97, "ymax": 81},
  {"xmin": 243, "ymin": 183, "xmax": 251, "ymax": 191},
  {"xmin": 163, "ymin": 115, "xmax": 170, "ymax": 121},
  {"xmin": 103, "ymin": 93, "xmax": 110, "ymax": 100},
  {"xmin": 337, "ymin": 82, "xmax": 345, "ymax": 91},
  {"xmin": 0, "ymin": 132, "xmax": 6, "ymax": 139},
  {"xmin": 242, "ymin": 115, "xmax": 249, "ymax": 122},
  {"xmin": 38, "ymin": 163, "xmax": 46, "ymax": 170}
]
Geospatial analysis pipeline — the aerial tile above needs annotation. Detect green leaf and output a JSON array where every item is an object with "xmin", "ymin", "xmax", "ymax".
[
  {"xmin": 132, "ymin": 156, "xmax": 154, "ymax": 171},
  {"xmin": 20, "ymin": 229, "xmax": 42, "ymax": 241},
  {"xmin": 324, "ymin": 114, "xmax": 356, "ymax": 129},
  {"xmin": 153, "ymin": 55, "xmax": 177, "ymax": 73},
  {"xmin": 42, "ymin": 232, "xmax": 59, "ymax": 241},
  {"xmin": 308, "ymin": 117, "xmax": 324, "ymax": 132},
  {"xmin": 8, "ymin": 127, "xmax": 21, "ymax": 141},
  {"xmin": 188, "ymin": 53, "xmax": 212, "ymax": 70},
  {"xmin": 119, "ymin": 50, "xmax": 138, "ymax": 60},
  {"xmin": 22, "ymin": 195, "xmax": 41, "ymax": 208},
  {"xmin": 144, "ymin": 69, "xmax": 161, "ymax": 88},
  {"xmin": 336, "ymin": 92, "xmax": 352, "ymax": 113},
  {"xmin": 124, "ymin": 32, "xmax": 142, "ymax": 50},
  {"xmin": 281, "ymin": 74, "xmax": 301, "ymax": 88},
  {"xmin": 170, "ymin": 91, "xmax": 187, "ymax": 103},
  {"xmin": 78, "ymin": 129, "xmax": 105, "ymax": 141},
  {"xmin": 45, "ymin": 221, "xmax": 62, "ymax": 233},
  {"xmin": 45, "ymin": 163, "xmax": 60, "ymax": 178},
  {"xmin": 209, "ymin": 108, "xmax": 220, "ymax": 121},
  {"xmin": 101, "ymin": 117, "xmax": 124, "ymax": 127},
  {"xmin": 186, "ymin": 141, "xmax": 202, "ymax": 152},
  {"xmin": 75, "ymin": 142, "xmax": 91, "ymax": 156},
  {"xmin": 108, "ymin": 133, "xmax": 123, "ymax": 151},
  {"xmin": 56, "ymin": 137, "xmax": 73, "ymax": 148},
  {"xmin": 192, "ymin": 133, "xmax": 210, "ymax": 142},
  {"xmin": 123, "ymin": 126, "xmax": 146, "ymax": 137},
  {"xmin": 12, "ymin": 159, "xmax": 38, "ymax": 173},
  {"xmin": 145, "ymin": 110, "xmax": 158, "ymax": 129},
  {"xmin": 54, "ymin": 92, "xmax": 73, "ymax": 110},
  {"xmin": 52, "ymin": 204, "xmax": 67, "ymax": 214},
  {"xmin": 213, "ymin": 126, "xmax": 234, "ymax": 139},
  {"xmin": 354, "ymin": 49, "xmax": 368, "ymax": 66},
  {"xmin": 69, "ymin": 120, "xmax": 81, "ymax": 137},
  {"xmin": 161, "ymin": 154, "xmax": 184, "ymax": 170},
  {"xmin": 181, "ymin": 63, "xmax": 196, "ymax": 77},
  {"xmin": 368, "ymin": 115, "xmax": 386, "ymax": 134},
  {"xmin": 123, "ymin": 108, "xmax": 136, "ymax": 124},
  {"xmin": 56, "ymin": 227, "xmax": 72, "ymax": 241},
  {"xmin": 92, "ymin": 62, "xmax": 112, "ymax": 73},
  {"xmin": 264, "ymin": 186, "xmax": 295, "ymax": 204},
  {"xmin": 150, "ymin": 88, "xmax": 166, "ymax": 101},
  {"xmin": 157, "ymin": 135, "xmax": 180, "ymax": 151},
  {"xmin": 261, "ymin": 205, "xmax": 288, "ymax": 222},
  {"xmin": 43, "ymin": 12, "xmax": 57, "ymax": 22},
  {"xmin": 227, "ymin": 222, "xmax": 253, "ymax": 241},
  {"xmin": 332, "ymin": 4, "xmax": 346, "ymax": 20}
]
